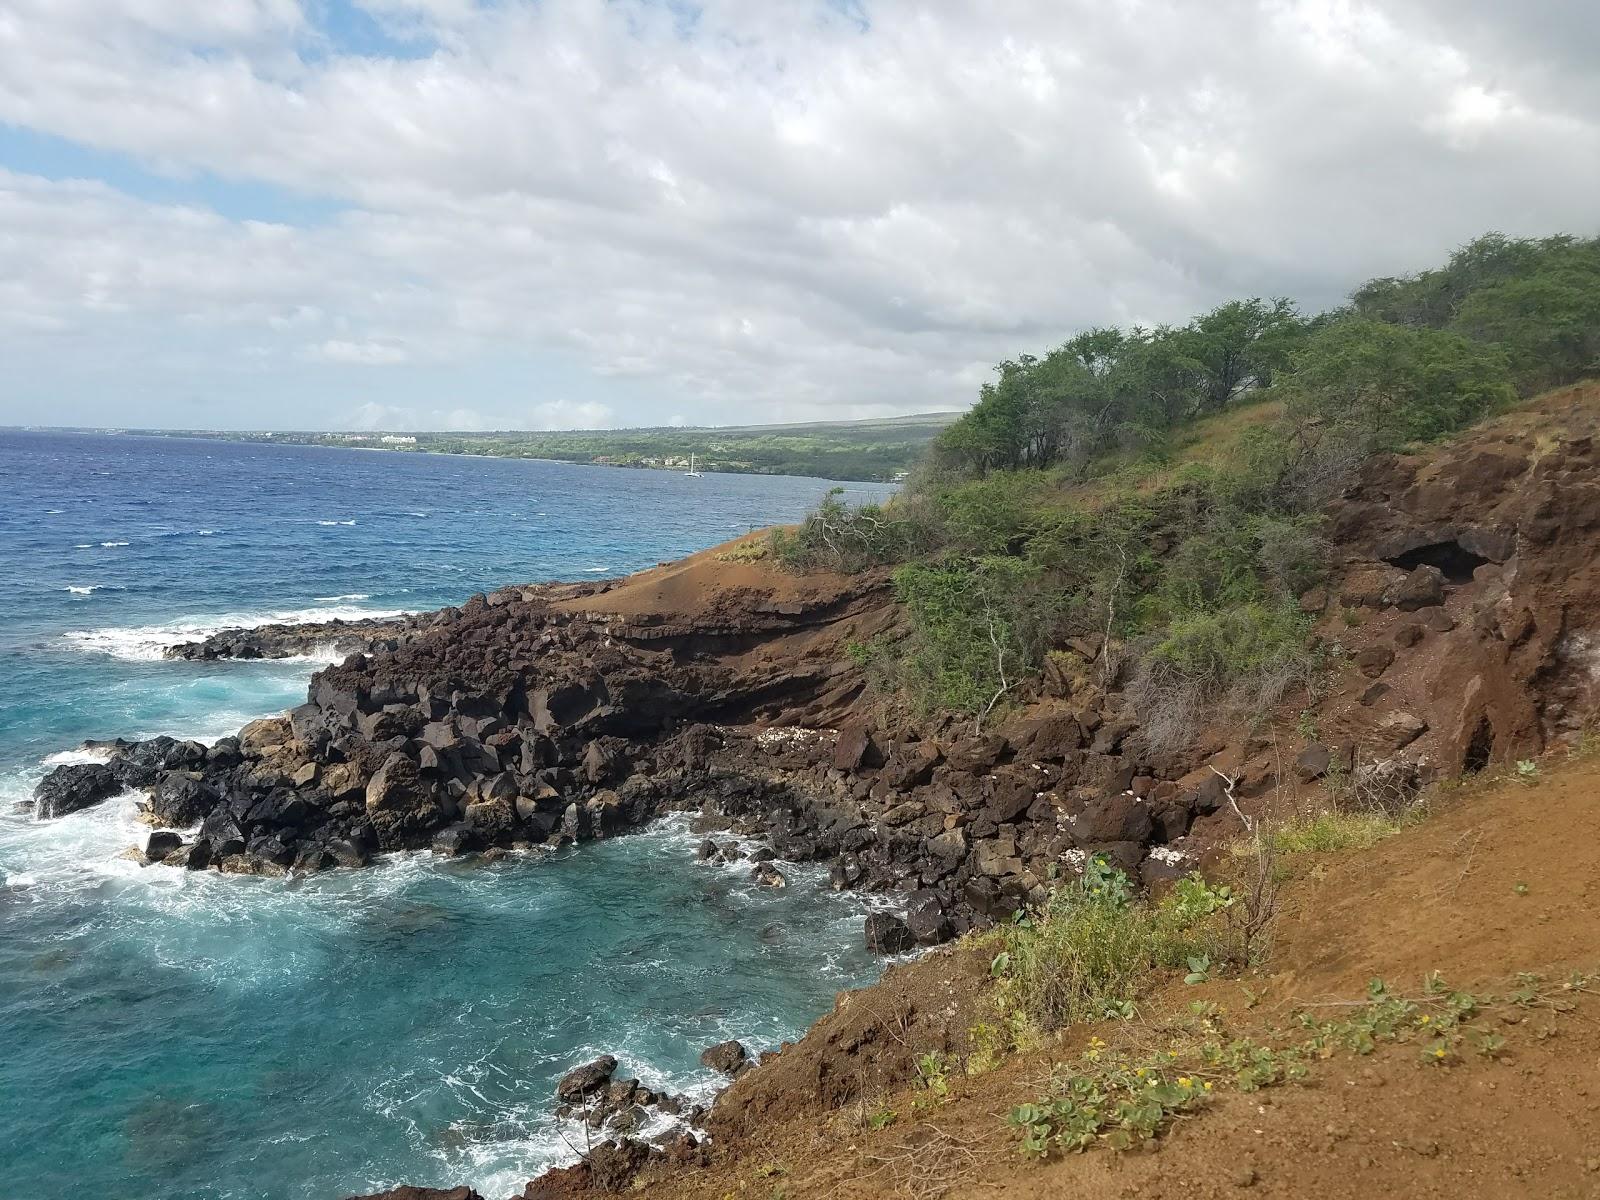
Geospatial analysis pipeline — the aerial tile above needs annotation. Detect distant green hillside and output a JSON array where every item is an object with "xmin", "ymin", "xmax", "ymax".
[{"xmin": 131, "ymin": 412, "xmax": 962, "ymax": 482}]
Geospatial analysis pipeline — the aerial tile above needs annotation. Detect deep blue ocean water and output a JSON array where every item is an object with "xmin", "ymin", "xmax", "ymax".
[{"xmin": 0, "ymin": 431, "xmax": 897, "ymax": 1200}]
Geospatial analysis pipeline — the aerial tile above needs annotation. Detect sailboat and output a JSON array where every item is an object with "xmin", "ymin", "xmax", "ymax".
[{"xmin": 683, "ymin": 452, "xmax": 703, "ymax": 478}]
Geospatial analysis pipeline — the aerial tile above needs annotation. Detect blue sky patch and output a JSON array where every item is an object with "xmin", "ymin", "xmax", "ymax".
[{"xmin": 0, "ymin": 125, "xmax": 344, "ymax": 227}]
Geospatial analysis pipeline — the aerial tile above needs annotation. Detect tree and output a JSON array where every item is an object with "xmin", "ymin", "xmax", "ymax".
[
  {"xmin": 1452, "ymin": 248, "xmax": 1600, "ymax": 392},
  {"xmin": 1180, "ymin": 298, "xmax": 1306, "ymax": 414},
  {"xmin": 1278, "ymin": 318, "xmax": 1515, "ymax": 456}
]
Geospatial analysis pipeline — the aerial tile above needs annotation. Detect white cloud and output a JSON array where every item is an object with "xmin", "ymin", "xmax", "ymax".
[
  {"xmin": 346, "ymin": 400, "xmax": 489, "ymax": 431},
  {"xmin": 312, "ymin": 338, "xmax": 410, "ymax": 365},
  {"xmin": 0, "ymin": 1, "xmax": 1595, "ymax": 428},
  {"xmin": 528, "ymin": 399, "xmax": 615, "ymax": 431}
]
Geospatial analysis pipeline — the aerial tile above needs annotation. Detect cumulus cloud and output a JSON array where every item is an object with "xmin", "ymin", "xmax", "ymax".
[{"xmin": 0, "ymin": 0, "xmax": 1595, "ymax": 429}]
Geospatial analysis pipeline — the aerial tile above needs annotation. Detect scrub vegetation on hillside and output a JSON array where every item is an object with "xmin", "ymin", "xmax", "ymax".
[{"xmin": 776, "ymin": 232, "xmax": 1600, "ymax": 748}]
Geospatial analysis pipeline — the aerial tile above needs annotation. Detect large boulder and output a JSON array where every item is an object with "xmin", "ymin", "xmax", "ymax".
[
  {"xmin": 1375, "ymin": 710, "xmax": 1429, "ymax": 750},
  {"xmin": 832, "ymin": 720, "xmax": 884, "ymax": 772},
  {"xmin": 146, "ymin": 773, "xmax": 220, "ymax": 827},
  {"xmin": 698, "ymin": 1040, "xmax": 748, "ymax": 1074},
  {"xmin": 33, "ymin": 763, "xmax": 121, "ymax": 819},
  {"xmin": 238, "ymin": 716, "xmax": 291, "ymax": 756},
  {"xmin": 864, "ymin": 912, "xmax": 916, "ymax": 954},
  {"xmin": 556, "ymin": 1054, "xmax": 618, "ymax": 1102},
  {"xmin": 1391, "ymin": 565, "xmax": 1446, "ymax": 612},
  {"xmin": 904, "ymin": 890, "xmax": 951, "ymax": 945},
  {"xmin": 111, "ymin": 736, "xmax": 207, "ymax": 788},
  {"xmin": 1066, "ymin": 793, "xmax": 1153, "ymax": 845},
  {"xmin": 883, "ymin": 742, "xmax": 941, "ymax": 790},
  {"xmin": 366, "ymin": 753, "xmax": 426, "ymax": 813}
]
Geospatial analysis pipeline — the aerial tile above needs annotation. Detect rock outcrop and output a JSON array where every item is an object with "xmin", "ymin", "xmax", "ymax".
[{"xmin": 27, "ymin": 390, "xmax": 1600, "ymax": 992}]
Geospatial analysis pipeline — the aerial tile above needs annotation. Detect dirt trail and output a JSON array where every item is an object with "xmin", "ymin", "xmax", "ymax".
[{"xmin": 620, "ymin": 753, "xmax": 1600, "ymax": 1200}]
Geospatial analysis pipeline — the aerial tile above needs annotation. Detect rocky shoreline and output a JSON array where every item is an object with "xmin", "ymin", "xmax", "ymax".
[
  {"xmin": 25, "ymin": 392, "xmax": 1600, "ymax": 1197},
  {"xmin": 163, "ymin": 611, "xmax": 439, "ymax": 661}
]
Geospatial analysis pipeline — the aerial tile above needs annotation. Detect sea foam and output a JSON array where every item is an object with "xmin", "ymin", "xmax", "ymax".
[{"xmin": 63, "ymin": 605, "xmax": 409, "ymax": 662}]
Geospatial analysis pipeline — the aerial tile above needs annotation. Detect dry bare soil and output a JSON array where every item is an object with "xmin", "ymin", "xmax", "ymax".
[{"xmin": 625, "ymin": 754, "xmax": 1600, "ymax": 1200}]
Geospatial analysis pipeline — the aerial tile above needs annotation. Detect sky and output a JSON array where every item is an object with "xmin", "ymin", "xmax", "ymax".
[{"xmin": 0, "ymin": 1, "xmax": 1596, "ymax": 432}]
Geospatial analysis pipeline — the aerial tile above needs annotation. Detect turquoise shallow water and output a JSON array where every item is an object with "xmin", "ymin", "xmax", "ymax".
[{"xmin": 0, "ymin": 432, "xmax": 896, "ymax": 1199}]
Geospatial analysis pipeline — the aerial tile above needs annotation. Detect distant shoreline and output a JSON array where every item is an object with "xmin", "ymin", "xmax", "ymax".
[
  {"xmin": 0, "ymin": 425, "xmax": 921, "ymax": 485},
  {"xmin": 1, "ymin": 418, "xmax": 955, "ymax": 483}
]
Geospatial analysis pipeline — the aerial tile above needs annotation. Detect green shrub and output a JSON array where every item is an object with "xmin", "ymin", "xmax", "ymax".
[
  {"xmin": 991, "ymin": 860, "xmax": 1233, "ymax": 1032},
  {"xmin": 1146, "ymin": 601, "xmax": 1312, "ymax": 693},
  {"xmin": 770, "ymin": 487, "xmax": 934, "ymax": 573},
  {"xmin": 892, "ymin": 555, "xmax": 1057, "ymax": 722},
  {"xmin": 1128, "ymin": 601, "xmax": 1318, "ymax": 755},
  {"xmin": 1268, "ymin": 807, "xmax": 1418, "ymax": 854}
]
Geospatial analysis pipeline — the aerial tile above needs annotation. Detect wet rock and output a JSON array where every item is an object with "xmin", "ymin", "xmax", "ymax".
[
  {"xmin": 829, "ymin": 855, "xmax": 866, "ymax": 890},
  {"xmin": 698, "ymin": 1039, "xmax": 748, "ymax": 1074},
  {"xmin": 142, "ymin": 830, "xmax": 184, "ymax": 862},
  {"xmin": 750, "ymin": 861, "xmax": 786, "ymax": 887},
  {"xmin": 33, "ymin": 763, "xmax": 121, "ymax": 819},
  {"xmin": 431, "ymin": 825, "xmax": 480, "ymax": 856},
  {"xmin": 864, "ymin": 912, "xmax": 916, "ymax": 954},
  {"xmin": 344, "ymin": 1187, "xmax": 486, "ymax": 1200},
  {"xmin": 163, "ymin": 841, "xmax": 212, "ymax": 870},
  {"xmin": 146, "ymin": 773, "xmax": 219, "ymax": 827},
  {"xmin": 904, "ymin": 890, "xmax": 951, "ymax": 944},
  {"xmin": 556, "ymin": 1054, "xmax": 618, "ymax": 1102}
]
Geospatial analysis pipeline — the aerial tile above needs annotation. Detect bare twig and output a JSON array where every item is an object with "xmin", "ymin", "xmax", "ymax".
[
  {"xmin": 1101, "ymin": 542, "xmax": 1129, "ymax": 688},
  {"xmin": 974, "ymin": 612, "xmax": 1014, "ymax": 736},
  {"xmin": 863, "ymin": 1123, "xmax": 1003, "ymax": 1200},
  {"xmin": 1209, "ymin": 765, "xmax": 1255, "ymax": 834}
]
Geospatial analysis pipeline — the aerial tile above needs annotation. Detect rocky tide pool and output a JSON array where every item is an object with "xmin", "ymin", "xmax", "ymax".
[{"xmin": 0, "ymin": 431, "xmax": 895, "ymax": 1199}]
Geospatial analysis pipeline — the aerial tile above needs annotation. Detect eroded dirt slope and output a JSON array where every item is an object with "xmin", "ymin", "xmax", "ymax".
[{"xmin": 621, "ymin": 751, "xmax": 1600, "ymax": 1200}]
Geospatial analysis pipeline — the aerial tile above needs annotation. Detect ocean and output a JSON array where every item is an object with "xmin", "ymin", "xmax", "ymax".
[{"xmin": 0, "ymin": 431, "xmax": 897, "ymax": 1200}]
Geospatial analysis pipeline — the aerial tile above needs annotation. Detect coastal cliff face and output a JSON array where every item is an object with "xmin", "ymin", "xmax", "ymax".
[{"xmin": 28, "ymin": 389, "xmax": 1600, "ymax": 1197}]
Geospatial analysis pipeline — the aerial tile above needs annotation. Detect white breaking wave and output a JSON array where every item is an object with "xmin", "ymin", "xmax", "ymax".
[
  {"xmin": 312, "ymin": 593, "xmax": 370, "ymax": 602},
  {"xmin": 316, "ymin": 520, "xmax": 357, "ymax": 527},
  {"xmin": 99, "ymin": 541, "xmax": 130, "ymax": 547},
  {"xmin": 583, "ymin": 565, "xmax": 609, "ymax": 574},
  {"xmin": 62, "ymin": 604, "xmax": 410, "ymax": 662},
  {"xmin": 41, "ymin": 747, "xmax": 113, "ymax": 766}
]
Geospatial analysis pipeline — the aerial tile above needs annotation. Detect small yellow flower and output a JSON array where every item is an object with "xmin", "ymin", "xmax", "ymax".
[
  {"xmin": 1419, "ymin": 1014, "xmax": 1430, "ymax": 1024},
  {"xmin": 1203, "ymin": 1081, "xmax": 1214, "ymax": 1091},
  {"xmin": 1432, "ymin": 1047, "xmax": 1447, "ymax": 1059},
  {"xmin": 1177, "ymin": 1076, "xmax": 1192, "ymax": 1088}
]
